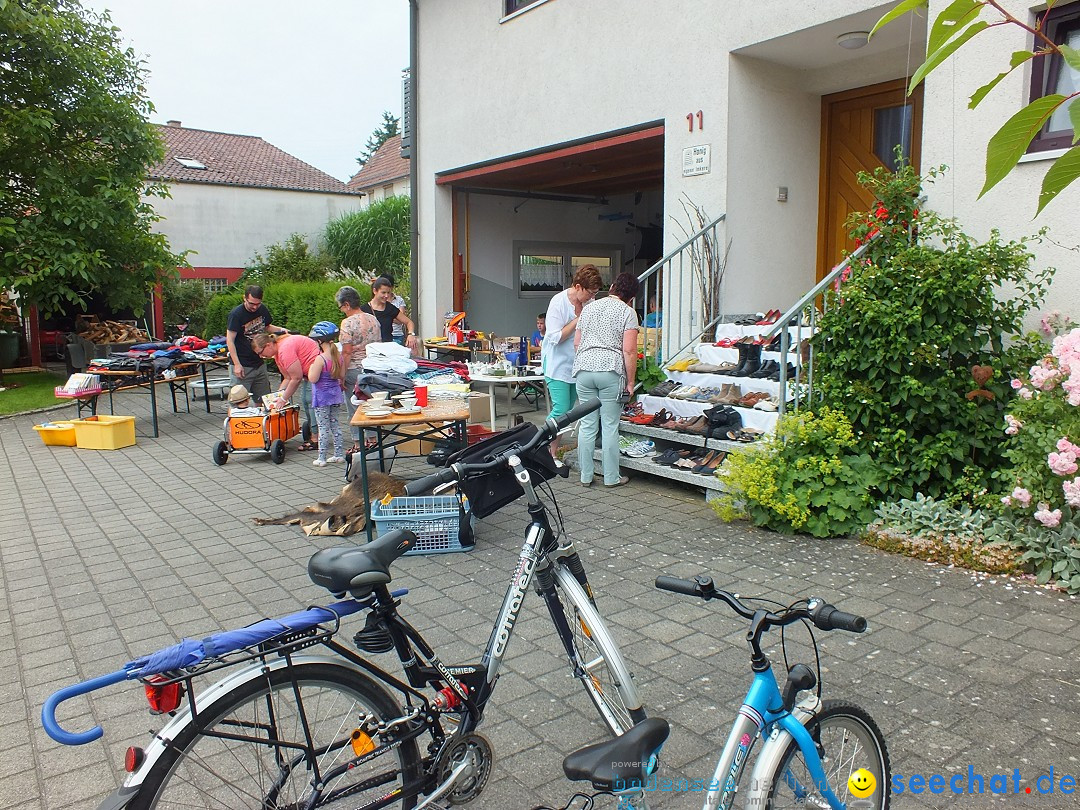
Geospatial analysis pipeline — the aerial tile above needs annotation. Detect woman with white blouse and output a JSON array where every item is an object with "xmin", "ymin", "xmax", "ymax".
[{"xmin": 573, "ymin": 271, "xmax": 639, "ymax": 487}]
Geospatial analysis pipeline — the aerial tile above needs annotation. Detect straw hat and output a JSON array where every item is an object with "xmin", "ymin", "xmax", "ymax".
[{"xmin": 228, "ymin": 384, "xmax": 251, "ymax": 405}]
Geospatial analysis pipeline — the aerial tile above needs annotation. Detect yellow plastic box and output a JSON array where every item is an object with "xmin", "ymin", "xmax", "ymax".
[
  {"xmin": 33, "ymin": 421, "xmax": 78, "ymax": 447},
  {"xmin": 71, "ymin": 415, "xmax": 136, "ymax": 450}
]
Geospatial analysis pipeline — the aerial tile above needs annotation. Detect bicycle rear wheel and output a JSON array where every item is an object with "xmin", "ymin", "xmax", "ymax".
[
  {"xmin": 765, "ymin": 700, "xmax": 890, "ymax": 810},
  {"xmin": 130, "ymin": 662, "xmax": 422, "ymax": 809},
  {"xmin": 553, "ymin": 565, "xmax": 646, "ymax": 736}
]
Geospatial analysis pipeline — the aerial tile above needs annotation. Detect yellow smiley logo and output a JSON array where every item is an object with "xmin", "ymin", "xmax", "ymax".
[{"xmin": 848, "ymin": 768, "xmax": 877, "ymax": 798}]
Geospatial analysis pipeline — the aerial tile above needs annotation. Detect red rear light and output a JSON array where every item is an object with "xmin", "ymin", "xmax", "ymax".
[
  {"xmin": 144, "ymin": 675, "xmax": 183, "ymax": 714},
  {"xmin": 124, "ymin": 747, "xmax": 145, "ymax": 773}
]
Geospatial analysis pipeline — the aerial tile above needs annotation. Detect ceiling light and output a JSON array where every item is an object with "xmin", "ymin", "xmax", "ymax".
[{"xmin": 836, "ymin": 31, "xmax": 870, "ymax": 50}]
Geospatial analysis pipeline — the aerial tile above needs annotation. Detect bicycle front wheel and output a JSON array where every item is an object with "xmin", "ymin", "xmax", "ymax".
[
  {"xmin": 765, "ymin": 700, "xmax": 890, "ymax": 810},
  {"xmin": 130, "ymin": 662, "xmax": 422, "ymax": 810},
  {"xmin": 553, "ymin": 565, "xmax": 646, "ymax": 736}
]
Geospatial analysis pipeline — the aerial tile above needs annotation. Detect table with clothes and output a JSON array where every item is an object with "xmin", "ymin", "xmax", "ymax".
[{"xmin": 81, "ymin": 339, "xmax": 230, "ymax": 437}]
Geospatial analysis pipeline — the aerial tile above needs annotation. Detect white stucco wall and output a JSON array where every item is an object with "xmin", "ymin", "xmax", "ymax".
[
  {"xmin": 152, "ymin": 183, "xmax": 364, "ymax": 268},
  {"xmin": 359, "ymin": 178, "xmax": 411, "ymax": 208},
  {"xmin": 411, "ymin": 0, "xmax": 1072, "ymax": 336},
  {"xmin": 920, "ymin": 0, "xmax": 1079, "ymax": 323}
]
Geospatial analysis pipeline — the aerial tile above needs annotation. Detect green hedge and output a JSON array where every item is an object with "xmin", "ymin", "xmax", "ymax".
[{"xmin": 203, "ymin": 280, "xmax": 368, "ymax": 339}]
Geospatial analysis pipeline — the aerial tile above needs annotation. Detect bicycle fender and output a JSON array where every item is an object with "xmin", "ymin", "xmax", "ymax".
[
  {"xmin": 743, "ymin": 702, "xmax": 845, "ymax": 810},
  {"xmin": 99, "ymin": 653, "xmax": 364, "ymax": 805}
]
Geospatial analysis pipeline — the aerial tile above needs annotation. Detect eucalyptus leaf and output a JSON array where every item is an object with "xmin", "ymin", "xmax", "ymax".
[
  {"xmin": 1036, "ymin": 144, "xmax": 1080, "ymax": 214},
  {"xmin": 981, "ymin": 94, "xmax": 1065, "ymax": 197},
  {"xmin": 870, "ymin": 0, "xmax": 929, "ymax": 40},
  {"xmin": 968, "ymin": 51, "xmax": 1037, "ymax": 109}
]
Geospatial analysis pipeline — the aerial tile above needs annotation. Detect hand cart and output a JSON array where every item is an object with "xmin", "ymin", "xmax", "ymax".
[{"xmin": 212, "ymin": 404, "xmax": 306, "ymax": 465}]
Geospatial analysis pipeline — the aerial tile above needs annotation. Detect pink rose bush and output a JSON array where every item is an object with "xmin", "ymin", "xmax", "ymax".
[{"xmin": 999, "ymin": 322, "xmax": 1080, "ymax": 591}]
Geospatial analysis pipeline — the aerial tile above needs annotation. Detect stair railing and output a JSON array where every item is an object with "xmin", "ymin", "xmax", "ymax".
[{"xmin": 636, "ymin": 213, "xmax": 726, "ymax": 372}]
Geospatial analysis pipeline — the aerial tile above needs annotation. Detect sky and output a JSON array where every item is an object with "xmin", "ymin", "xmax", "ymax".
[{"xmin": 81, "ymin": 0, "xmax": 411, "ymax": 183}]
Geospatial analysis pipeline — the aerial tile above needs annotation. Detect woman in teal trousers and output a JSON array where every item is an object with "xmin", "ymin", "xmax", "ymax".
[{"xmin": 573, "ymin": 271, "xmax": 639, "ymax": 487}]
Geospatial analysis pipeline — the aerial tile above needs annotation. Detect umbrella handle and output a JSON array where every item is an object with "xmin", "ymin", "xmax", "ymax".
[{"xmin": 42, "ymin": 669, "xmax": 130, "ymax": 745}]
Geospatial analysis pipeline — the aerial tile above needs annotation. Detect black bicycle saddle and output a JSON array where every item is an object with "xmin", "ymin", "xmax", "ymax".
[
  {"xmin": 562, "ymin": 717, "xmax": 670, "ymax": 791},
  {"xmin": 308, "ymin": 529, "xmax": 417, "ymax": 598}
]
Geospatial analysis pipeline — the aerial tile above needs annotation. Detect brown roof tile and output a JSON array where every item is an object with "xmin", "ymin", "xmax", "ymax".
[
  {"xmin": 346, "ymin": 134, "xmax": 410, "ymax": 192},
  {"xmin": 149, "ymin": 123, "xmax": 358, "ymax": 195}
]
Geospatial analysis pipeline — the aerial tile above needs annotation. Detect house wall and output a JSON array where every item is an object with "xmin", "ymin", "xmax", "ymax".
[
  {"xmin": 920, "ymin": 0, "xmax": 1080, "ymax": 323},
  {"xmin": 458, "ymin": 191, "xmax": 662, "ymax": 336},
  {"xmin": 153, "ymin": 183, "xmax": 364, "ymax": 269},
  {"xmin": 413, "ymin": 0, "xmax": 917, "ymax": 334},
  {"xmin": 359, "ymin": 177, "xmax": 411, "ymax": 208}
]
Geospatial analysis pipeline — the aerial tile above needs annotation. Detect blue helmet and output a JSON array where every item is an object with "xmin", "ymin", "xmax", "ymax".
[{"xmin": 308, "ymin": 321, "xmax": 339, "ymax": 341}]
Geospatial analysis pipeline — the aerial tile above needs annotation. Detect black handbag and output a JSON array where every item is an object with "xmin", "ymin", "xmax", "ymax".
[
  {"xmin": 702, "ymin": 405, "xmax": 742, "ymax": 442},
  {"xmin": 444, "ymin": 422, "xmax": 561, "ymax": 518}
]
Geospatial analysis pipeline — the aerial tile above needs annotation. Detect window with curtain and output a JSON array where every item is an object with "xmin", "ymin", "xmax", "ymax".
[
  {"xmin": 1029, "ymin": 3, "xmax": 1080, "ymax": 153},
  {"xmin": 513, "ymin": 242, "xmax": 621, "ymax": 298}
]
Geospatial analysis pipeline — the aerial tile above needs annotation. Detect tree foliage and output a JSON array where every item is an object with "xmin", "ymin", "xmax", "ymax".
[
  {"xmin": 242, "ymin": 233, "xmax": 336, "ymax": 285},
  {"xmin": 0, "ymin": 0, "xmax": 184, "ymax": 317},
  {"xmin": 356, "ymin": 110, "xmax": 400, "ymax": 167},
  {"xmin": 873, "ymin": 0, "xmax": 1080, "ymax": 214},
  {"xmin": 323, "ymin": 196, "xmax": 410, "ymax": 292}
]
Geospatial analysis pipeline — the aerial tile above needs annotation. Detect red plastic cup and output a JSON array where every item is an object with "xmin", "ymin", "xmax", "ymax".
[{"xmin": 413, "ymin": 384, "xmax": 428, "ymax": 407}]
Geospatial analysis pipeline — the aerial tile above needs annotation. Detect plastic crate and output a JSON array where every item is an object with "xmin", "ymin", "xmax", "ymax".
[
  {"xmin": 33, "ymin": 421, "xmax": 77, "ymax": 447},
  {"xmin": 70, "ymin": 414, "xmax": 136, "ymax": 450},
  {"xmin": 370, "ymin": 495, "xmax": 473, "ymax": 555}
]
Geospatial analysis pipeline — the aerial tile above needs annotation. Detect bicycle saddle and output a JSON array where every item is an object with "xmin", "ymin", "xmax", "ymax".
[
  {"xmin": 562, "ymin": 717, "xmax": 669, "ymax": 791},
  {"xmin": 308, "ymin": 529, "xmax": 417, "ymax": 598}
]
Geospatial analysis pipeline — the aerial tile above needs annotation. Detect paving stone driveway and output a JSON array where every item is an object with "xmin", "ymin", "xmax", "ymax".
[{"xmin": 1, "ymin": 392, "xmax": 1078, "ymax": 809}]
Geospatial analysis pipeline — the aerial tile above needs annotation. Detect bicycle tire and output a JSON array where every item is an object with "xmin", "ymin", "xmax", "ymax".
[
  {"xmin": 764, "ymin": 700, "xmax": 890, "ymax": 810},
  {"xmin": 129, "ymin": 662, "xmax": 422, "ymax": 810},
  {"xmin": 553, "ymin": 565, "xmax": 646, "ymax": 736}
]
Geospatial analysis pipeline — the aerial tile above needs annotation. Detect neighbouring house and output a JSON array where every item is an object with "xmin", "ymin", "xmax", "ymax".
[
  {"xmin": 346, "ymin": 133, "xmax": 410, "ymax": 205},
  {"xmin": 408, "ymin": 0, "xmax": 1079, "ymax": 344},
  {"xmin": 150, "ymin": 121, "xmax": 363, "ymax": 293}
]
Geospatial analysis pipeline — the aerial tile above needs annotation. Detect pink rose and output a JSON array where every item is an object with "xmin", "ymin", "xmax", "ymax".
[
  {"xmin": 1010, "ymin": 378, "xmax": 1023, "ymax": 390},
  {"xmin": 1056, "ymin": 438, "xmax": 1080, "ymax": 456},
  {"xmin": 1011, "ymin": 487, "xmax": 1032, "ymax": 508},
  {"xmin": 1063, "ymin": 478, "xmax": 1080, "ymax": 508},
  {"xmin": 1048, "ymin": 451, "xmax": 1079, "ymax": 476},
  {"xmin": 1034, "ymin": 504, "xmax": 1062, "ymax": 528}
]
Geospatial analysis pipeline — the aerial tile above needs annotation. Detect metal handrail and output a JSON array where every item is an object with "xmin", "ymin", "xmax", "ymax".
[{"xmin": 636, "ymin": 213, "xmax": 726, "ymax": 371}]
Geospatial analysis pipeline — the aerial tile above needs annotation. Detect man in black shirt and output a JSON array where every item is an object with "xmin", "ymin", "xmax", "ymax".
[{"xmin": 226, "ymin": 285, "xmax": 287, "ymax": 398}]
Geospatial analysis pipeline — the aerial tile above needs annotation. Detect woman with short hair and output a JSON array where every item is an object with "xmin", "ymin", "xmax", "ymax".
[
  {"xmin": 573, "ymin": 271, "xmax": 640, "ymax": 488},
  {"xmin": 336, "ymin": 285, "xmax": 382, "ymax": 452}
]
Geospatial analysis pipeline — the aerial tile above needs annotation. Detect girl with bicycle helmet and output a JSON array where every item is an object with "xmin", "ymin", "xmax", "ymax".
[{"xmin": 306, "ymin": 322, "xmax": 346, "ymax": 466}]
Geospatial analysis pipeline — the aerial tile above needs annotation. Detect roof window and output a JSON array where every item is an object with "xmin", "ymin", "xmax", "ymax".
[{"xmin": 175, "ymin": 157, "xmax": 207, "ymax": 170}]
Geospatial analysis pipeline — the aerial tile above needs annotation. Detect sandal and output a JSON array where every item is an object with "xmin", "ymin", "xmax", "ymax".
[{"xmin": 297, "ymin": 440, "xmax": 318, "ymax": 451}]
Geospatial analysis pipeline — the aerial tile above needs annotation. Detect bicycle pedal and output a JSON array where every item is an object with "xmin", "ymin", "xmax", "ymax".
[{"xmin": 353, "ymin": 614, "xmax": 394, "ymax": 654}]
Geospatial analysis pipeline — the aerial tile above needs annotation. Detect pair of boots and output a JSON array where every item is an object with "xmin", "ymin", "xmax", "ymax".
[{"xmin": 719, "ymin": 342, "xmax": 761, "ymax": 378}]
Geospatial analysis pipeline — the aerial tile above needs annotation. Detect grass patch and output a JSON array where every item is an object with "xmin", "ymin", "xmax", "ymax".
[{"xmin": 0, "ymin": 371, "xmax": 68, "ymax": 416}]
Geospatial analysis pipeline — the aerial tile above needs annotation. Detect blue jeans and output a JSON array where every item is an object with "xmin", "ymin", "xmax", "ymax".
[{"xmin": 575, "ymin": 370, "xmax": 623, "ymax": 485}]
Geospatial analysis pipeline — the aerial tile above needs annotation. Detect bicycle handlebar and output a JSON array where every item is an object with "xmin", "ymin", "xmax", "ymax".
[
  {"xmin": 654, "ymin": 574, "xmax": 867, "ymax": 634},
  {"xmin": 404, "ymin": 398, "xmax": 603, "ymax": 496}
]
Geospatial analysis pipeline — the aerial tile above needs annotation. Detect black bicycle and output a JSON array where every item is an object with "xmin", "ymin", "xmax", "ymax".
[{"xmin": 44, "ymin": 398, "xmax": 645, "ymax": 809}]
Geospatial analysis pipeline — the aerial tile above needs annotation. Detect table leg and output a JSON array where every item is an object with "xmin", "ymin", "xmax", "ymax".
[
  {"xmin": 487, "ymin": 383, "xmax": 496, "ymax": 431},
  {"xmin": 506, "ymin": 383, "xmax": 514, "ymax": 430},
  {"xmin": 200, "ymin": 362, "xmax": 212, "ymax": 414},
  {"xmin": 359, "ymin": 441, "xmax": 373, "ymax": 543},
  {"xmin": 149, "ymin": 375, "xmax": 159, "ymax": 438}
]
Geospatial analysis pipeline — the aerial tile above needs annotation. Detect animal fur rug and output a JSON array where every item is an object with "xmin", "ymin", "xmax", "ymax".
[{"xmin": 254, "ymin": 472, "xmax": 407, "ymax": 536}]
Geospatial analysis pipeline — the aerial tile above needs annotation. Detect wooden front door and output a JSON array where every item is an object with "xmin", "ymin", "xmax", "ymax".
[{"xmin": 816, "ymin": 79, "xmax": 922, "ymax": 280}]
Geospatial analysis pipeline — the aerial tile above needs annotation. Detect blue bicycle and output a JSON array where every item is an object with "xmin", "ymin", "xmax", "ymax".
[{"xmin": 543, "ymin": 574, "xmax": 890, "ymax": 810}]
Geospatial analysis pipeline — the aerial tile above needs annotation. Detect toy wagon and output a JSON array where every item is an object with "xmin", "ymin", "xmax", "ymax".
[{"xmin": 212, "ymin": 404, "xmax": 307, "ymax": 465}]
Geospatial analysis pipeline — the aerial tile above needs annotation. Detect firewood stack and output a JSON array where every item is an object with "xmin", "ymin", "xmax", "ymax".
[{"xmin": 78, "ymin": 320, "xmax": 149, "ymax": 344}]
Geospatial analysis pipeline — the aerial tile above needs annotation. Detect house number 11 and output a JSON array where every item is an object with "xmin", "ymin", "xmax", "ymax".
[{"xmin": 686, "ymin": 111, "xmax": 703, "ymax": 132}]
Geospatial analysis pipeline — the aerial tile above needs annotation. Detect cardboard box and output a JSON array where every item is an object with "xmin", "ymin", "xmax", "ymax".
[
  {"xmin": 395, "ymin": 421, "xmax": 456, "ymax": 456},
  {"xmin": 467, "ymin": 393, "xmax": 492, "ymax": 426}
]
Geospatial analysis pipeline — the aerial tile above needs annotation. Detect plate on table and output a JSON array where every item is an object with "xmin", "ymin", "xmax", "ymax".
[
  {"xmin": 364, "ymin": 408, "xmax": 393, "ymax": 418},
  {"xmin": 391, "ymin": 393, "xmax": 417, "ymax": 400},
  {"xmin": 397, "ymin": 406, "xmax": 422, "ymax": 414}
]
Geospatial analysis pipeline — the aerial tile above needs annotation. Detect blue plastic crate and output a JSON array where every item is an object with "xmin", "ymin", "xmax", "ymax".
[{"xmin": 370, "ymin": 495, "xmax": 474, "ymax": 555}]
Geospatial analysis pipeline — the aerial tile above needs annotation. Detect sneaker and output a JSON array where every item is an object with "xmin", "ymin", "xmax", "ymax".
[
  {"xmin": 326, "ymin": 456, "xmax": 345, "ymax": 463},
  {"xmin": 312, "ymin": 458, "xmax": 327, "ymax": 467}
]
